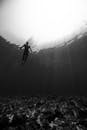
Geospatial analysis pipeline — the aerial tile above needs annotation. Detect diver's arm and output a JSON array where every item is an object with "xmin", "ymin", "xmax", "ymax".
[
  {"xmin": 20, "ymin": 44, "xmax": 24, "ymax": 49},
  {"xmin": 29, "ymin": 46, "xmax": 32, "ymax": 53}
]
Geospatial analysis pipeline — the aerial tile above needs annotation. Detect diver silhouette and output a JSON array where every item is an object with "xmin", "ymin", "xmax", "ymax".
[{"xmin": 20, "ymin": 41, "xmax": 32, "ymax": 64}]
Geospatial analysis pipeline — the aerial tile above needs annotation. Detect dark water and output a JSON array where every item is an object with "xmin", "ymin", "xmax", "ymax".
[{"xmin": 0, "ymin": 35, "xmax": 87, "ymax": 96}]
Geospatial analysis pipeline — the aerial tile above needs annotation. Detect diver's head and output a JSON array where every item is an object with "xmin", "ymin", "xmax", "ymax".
[{"xmin": 26, "ymin": 41, "xmax": 29, "ymax": 45}]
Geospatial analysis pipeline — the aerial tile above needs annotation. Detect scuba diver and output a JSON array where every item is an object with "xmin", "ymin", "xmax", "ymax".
[{"xmin": 20, "ymin": 41, "xmax": 32, "ymax": 64}]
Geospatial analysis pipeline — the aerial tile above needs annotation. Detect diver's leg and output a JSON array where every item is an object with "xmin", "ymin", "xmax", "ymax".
[
  {"xmin": 24, "ymin": 54, "xmax": 28, "ymax": 63},
  {"xmin": 21, "ymin": 51, "xmax": 29, "ymax": 64},
  {"xmin": 22, "ymin": 53, "xmax": 28, "ymax": 64},
  {"xmin": 21, "ymin": 52, "xmax": 25, "ymax": 64}
]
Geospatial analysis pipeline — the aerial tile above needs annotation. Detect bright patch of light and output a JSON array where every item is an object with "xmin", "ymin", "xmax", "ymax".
[{"xmin": 0, "ymin": 0, "xmax": 87, "ymax": 51}]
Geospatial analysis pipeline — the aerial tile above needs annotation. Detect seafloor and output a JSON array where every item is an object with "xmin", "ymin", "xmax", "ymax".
[{"xmin": 0, "ymin": 96, "xmax": 87, "ymax": 130}]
